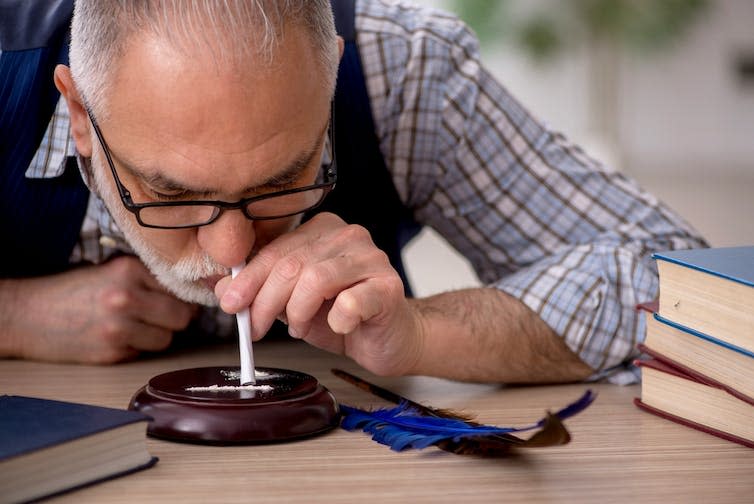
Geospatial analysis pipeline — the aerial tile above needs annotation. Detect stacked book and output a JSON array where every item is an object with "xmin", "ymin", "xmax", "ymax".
[
  {"xmin": 0, "ymin": 396, "xmax": 156, "ymax": 502},
  {"xmin": 635, "ymin": 246, "xmax": 754, "ymax": 448}
]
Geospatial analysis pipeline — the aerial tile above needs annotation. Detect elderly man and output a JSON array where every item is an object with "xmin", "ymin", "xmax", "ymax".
[{"xmin": 0, "ymin": 0, "xmax": 705, "ymax": 383}]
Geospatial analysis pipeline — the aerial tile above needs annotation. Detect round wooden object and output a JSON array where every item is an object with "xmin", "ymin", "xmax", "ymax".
[{"xmin": 128, "ymin": 366, "xmax": 340, "ymax": 444}]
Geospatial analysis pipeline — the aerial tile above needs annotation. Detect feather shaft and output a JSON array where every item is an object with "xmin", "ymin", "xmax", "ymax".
[{"xmin": 331, "ymin": 368, "xmax": 474, "ymax": 421}]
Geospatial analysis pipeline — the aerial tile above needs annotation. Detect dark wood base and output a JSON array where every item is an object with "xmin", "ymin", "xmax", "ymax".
[{"xmin": 128, "ymin": 366, "xmax": 340, "ymax": 444}]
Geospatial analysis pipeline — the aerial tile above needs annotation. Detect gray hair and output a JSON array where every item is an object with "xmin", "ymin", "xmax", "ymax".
[{"xmin": 70, "ymin": 0, "xmax": 339, "ymax": 117}]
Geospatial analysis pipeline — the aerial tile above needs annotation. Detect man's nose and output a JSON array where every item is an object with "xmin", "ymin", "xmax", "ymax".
[{"xmin": 196, "ymin": 209, "xmax": 255, "ymax": 267}]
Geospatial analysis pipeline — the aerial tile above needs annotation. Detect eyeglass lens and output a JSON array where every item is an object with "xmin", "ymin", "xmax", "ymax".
[{"xmin": 136, "ymin": 186, "xmax": 330, "ymax": 227}]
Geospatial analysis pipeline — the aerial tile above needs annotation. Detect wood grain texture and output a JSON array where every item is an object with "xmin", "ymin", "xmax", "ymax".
[{"xmin": 2, "ymin": 339, "xmax": 753, "ymax": 503}]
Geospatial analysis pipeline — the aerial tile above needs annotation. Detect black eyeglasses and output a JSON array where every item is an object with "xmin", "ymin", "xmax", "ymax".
[{"xmin": 85, "ymin": 105, "xmax": 337, "ymax": 229}]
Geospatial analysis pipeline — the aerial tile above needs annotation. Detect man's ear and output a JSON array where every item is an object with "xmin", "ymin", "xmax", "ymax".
[
  {"xmin": 337, "ymin": 35, "xmax": 345, "ymax": 60},
  {"xmin": 53, "ymin": 64, "xmax": 93, "ymax": 157}
]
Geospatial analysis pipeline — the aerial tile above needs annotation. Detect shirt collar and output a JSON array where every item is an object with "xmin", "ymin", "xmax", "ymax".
[{"xmin": 25, "ymin": 97, "xmax": 77, "ymax": 179}]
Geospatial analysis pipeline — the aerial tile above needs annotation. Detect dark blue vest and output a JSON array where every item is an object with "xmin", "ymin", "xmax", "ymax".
[
  {"xmin": 0, "ymin": 0, "xmax": 88, "ymax": 276},
  {"xmin": 0, "ymin": 0, "xmax": 420, "ymax": 291}
]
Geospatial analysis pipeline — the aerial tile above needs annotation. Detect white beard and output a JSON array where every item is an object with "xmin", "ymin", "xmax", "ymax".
[{"xmin": 88, "ymin": 150, "xmax": 226, "ymax": 306}]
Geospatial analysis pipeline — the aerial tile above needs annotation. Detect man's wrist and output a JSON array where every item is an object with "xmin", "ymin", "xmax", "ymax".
[
  {"xmin": 404, "ymin": 296, "xmax": 457, "ymax": 378},
  {"xmin": 396, "ymin": 300, "xmax": 429, "ymax": 377}
]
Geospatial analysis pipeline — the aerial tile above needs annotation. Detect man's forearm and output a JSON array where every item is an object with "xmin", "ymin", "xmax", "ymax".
[
  {"xmin": 409, "ymin": 288, "xmax": 593, "ymax": 383},
  {"xmin": 0, "ymin": 278, "xmax": 23, "ymax": 358}
]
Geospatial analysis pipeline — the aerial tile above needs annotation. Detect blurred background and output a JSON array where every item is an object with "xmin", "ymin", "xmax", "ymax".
[{"xmin": 402, "ymin": 0, "xmax": 754, "ymax": 297}]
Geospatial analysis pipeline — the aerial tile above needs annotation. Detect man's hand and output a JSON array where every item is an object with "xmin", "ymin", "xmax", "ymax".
[
  {"xmin": 215, "ymin": 212, "xmax": 425, "ymax": 377},
  {"xmin": 0, "ymin": 256, "xmax": 196, "ymax": 364},
  {"xmin": 214, "ymin": 212, "xmax": 593, "ymax": 383}
]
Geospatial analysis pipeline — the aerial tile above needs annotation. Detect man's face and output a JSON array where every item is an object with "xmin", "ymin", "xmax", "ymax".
[{"xmin": 84, "ymin": 28, "xmax": 334, "ymax": 305}]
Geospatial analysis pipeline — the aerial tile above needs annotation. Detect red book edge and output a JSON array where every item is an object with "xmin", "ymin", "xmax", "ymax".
[
  {"xmin": 633, "ymin": 359, "xmax": 754, "ymax": 450},
  {"xmin": 633, "ymin": 398, "xmax": 754, "ymax": 450},
  {"xmin": 636, "ymin": 300, "xmax": 659, "ymax": 314}
]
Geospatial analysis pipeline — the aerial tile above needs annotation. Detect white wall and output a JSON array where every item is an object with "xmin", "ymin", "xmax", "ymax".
[
  {"xmin": 619, "ymin": 0, "xmax": 754, "ymax": 176},
  {"xmin": 413, "ymin": 0, "xmax": 754, "ymax": 177}
]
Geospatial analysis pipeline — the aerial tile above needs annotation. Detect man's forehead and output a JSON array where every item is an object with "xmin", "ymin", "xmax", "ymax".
[
  {"xmin": 107, "ymin": 29, "xmax": 330, "ymax": 134},
  {"xmin": 103, "ymin": 27, "xmax": 328, "ymax": 129}
]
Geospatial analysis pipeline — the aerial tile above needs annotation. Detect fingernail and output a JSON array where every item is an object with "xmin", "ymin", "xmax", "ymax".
[{"xmin": 288, "ymin": 326, "xmax": 300, "ymax": 339}]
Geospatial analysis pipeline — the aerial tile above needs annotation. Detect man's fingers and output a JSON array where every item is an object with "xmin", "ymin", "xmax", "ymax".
[
  {"xmin": 101, "ymin": 284, "xmax": 194, "ymax": 331},
  {"xmin": 214, "ymin": 275, "xmax": 232, "ymax": 302},
  {"xmin": 257, "ymin": 245, "xmax": 388, "ymax": 340},
  {"xmin": 283, "ymin": 253, "xmax": 367, "ymax": 337},
  {"xmin": 217, "ymin": 230, "xmax": 312, "ymax": 312},
  {"xmin": 326, "ymin": 280, "xmax": 389, "ymax": 335},
  {"xmin": 105, "ymin": 255, "xmax": 165, "ymax": 292},
  {"xmin": 122, "ymin": 321, "xmax": 174, "ymax": 352},
  {"xmin": 138, "ymin": 293, "xmax": 195, "ymax": 331},
  {"xmin": 96, "ymin": 316, "xmax": 173, "ymax": 356},
  {"xmin": 218, "ymin": 213, "xmax": 346, "ymax": 313},
  {"xmin": 97, "ymin": 256, "xmax": 196, "ymax": 331},
  {"xmin": 248, "ymin": 252, "xmax": 309, "ymax": 338}
]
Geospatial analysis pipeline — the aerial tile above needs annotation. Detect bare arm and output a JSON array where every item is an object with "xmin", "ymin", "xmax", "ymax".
[{"xmin": 409, "ymin": 288, "xmax": 592, "ymax": 383}]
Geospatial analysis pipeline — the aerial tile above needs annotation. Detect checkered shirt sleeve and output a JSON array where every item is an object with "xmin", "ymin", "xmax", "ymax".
[{"xmin": 356, "ymin": 0, "xmax": 707, "ymax": 383}]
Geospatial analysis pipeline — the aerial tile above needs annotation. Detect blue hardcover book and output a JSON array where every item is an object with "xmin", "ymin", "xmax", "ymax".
[
  {"xmin": 0, "ymin": 395, "xmax": 157, "ymax": 503},
  {"xmin": 653, "ymin": 246, "xmax": 754, "ymax": 353}
]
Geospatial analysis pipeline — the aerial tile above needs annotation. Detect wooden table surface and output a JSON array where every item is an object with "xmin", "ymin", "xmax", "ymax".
[{"xmin": 2, "ymin": 339, "xmax": 752, "ymax": 503}]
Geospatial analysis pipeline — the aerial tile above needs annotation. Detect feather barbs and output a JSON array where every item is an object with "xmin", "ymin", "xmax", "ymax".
[{"xmin": 334, "ymin": 370, "xmax": 596, "ymax": 456}]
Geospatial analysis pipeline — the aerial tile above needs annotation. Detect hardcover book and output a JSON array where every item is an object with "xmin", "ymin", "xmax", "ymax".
[
  {"xmin": 638, "ymin": 304, "xmax": 754, "ymax": 402},
  {"xmin": 653, "ymin": 246, "xmax": 754, "ymax": 353},
  {"xmin": 635, "ymin": 359, "xmax": 754, "ymax": 449},
  {"xmin": 0, "ymin": 395, "xmax": 157, "ymax": 503}
]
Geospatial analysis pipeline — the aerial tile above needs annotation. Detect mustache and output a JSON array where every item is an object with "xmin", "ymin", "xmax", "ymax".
[
  {"xmin": 169, "ymin": 246, "xmax": 262, "ymax": 283},
  {"xmin": 170, "ymin": 253, "xmax": 229, "ymax": 281}
]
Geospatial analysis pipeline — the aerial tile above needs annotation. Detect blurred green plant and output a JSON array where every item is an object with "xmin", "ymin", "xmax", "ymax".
[
  {"xmin": 449, "ymin": 0, "xmax": 710, "ymax": 61},
  {"xmin": 444, "ymin": 1, "xmax": 510, "ymax": 46}
]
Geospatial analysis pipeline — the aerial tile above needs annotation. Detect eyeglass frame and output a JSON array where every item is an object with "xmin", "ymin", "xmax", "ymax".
[{"xmin": 85, "ymin": 103, "xmax": 338, "ymax": 229}]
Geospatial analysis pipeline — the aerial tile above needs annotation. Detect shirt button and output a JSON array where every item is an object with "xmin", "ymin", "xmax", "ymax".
[{"xmin": 99, "ymin": 235, "xmax": 118, "ymax": 248}]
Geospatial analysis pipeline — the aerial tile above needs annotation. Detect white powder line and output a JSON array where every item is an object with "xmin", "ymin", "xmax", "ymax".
[
  {"xmin": 220, "ymin": 369, "xmax": 273, "ymax": 380},
  {"xmin": 185, "ymin": 384, "xmax": 275, "ymax": 392}
]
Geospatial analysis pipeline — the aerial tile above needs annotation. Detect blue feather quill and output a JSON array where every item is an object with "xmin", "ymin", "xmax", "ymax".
[{"xmin": 339, "ymin": 389, "xmax": 596, "ymax": 453}]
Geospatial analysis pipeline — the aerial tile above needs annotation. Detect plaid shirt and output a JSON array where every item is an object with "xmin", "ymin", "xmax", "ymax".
[{"xmin": 25, "ymin": 0, "xmax": 706, "ymax": 383}]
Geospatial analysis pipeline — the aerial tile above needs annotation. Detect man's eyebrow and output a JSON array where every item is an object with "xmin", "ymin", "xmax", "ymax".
[
  {"xmin": 256, "ymin": 140, "xmax": 321, "ymax": 190},
  {"xmin": 112, "ymin": 125, "xmax": 327, "ymax": 198},
  {"xmin": 252, "ymin": 119, "xmax": 329, "ymax": 192},
  {"xmin": 114, "ymin": 157, "xmax": 215, "ymax": 198}
]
